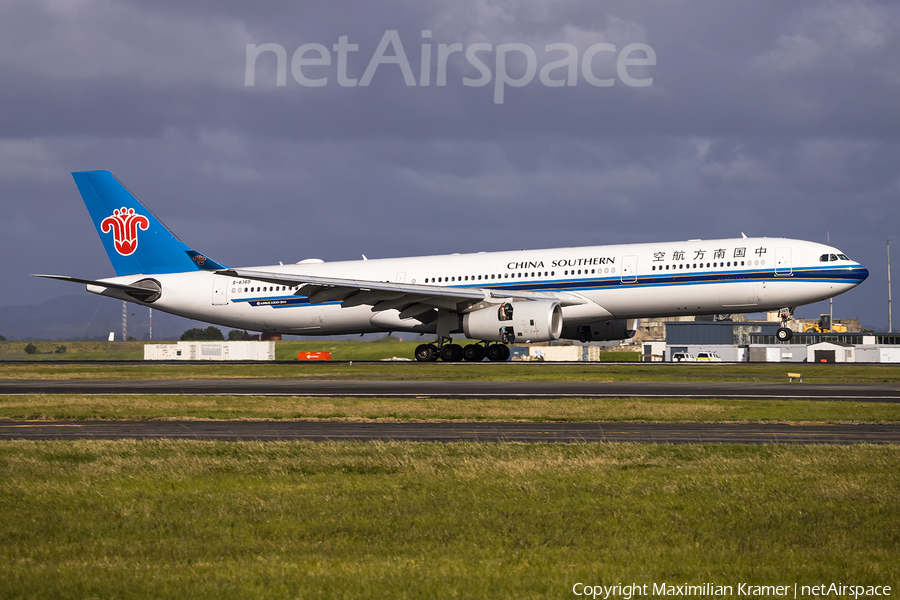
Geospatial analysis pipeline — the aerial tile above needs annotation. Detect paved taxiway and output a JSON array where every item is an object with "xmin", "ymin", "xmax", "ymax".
[
  {"xmin": 2, "ymin": 379, "xmax": 900, "ymax": 401},
  {"xmin": 1, "ymin": 420, "xmax": 898, "ymax": 444}
]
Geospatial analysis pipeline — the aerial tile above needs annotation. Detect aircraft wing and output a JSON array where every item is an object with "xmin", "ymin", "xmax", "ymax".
[{"xmin": 217, "ymin": 268, "xmax": 587, "ymax": 316}]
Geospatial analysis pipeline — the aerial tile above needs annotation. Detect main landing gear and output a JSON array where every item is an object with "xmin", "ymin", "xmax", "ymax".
[
  {"xmin": 414, "ymin": 339, "xmax": 509, "ymax": 362},
  {"xmin": 776, "ymin": 307, "xmax": 795, "ymax": 342}
]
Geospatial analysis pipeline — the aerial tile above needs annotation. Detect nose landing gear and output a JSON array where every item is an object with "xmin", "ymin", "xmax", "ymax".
[{"xmin": 776, "ymin": 307, "xmax": 794, "ymax": 342}]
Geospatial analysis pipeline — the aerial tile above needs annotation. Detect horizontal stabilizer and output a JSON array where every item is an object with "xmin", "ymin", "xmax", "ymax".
[{"xmin": 33, "ymin": 274, "xmax": 162, "ymax": 303}]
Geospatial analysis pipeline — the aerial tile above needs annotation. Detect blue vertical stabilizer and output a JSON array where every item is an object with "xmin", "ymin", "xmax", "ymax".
[{"xmin": 72, "ymin": 170, "xmax": 226, "ymax": 276}]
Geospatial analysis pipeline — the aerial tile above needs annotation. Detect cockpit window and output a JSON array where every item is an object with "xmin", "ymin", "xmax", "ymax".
[
  {"xmin": 838, "ymin": 254, "xmax": 849, "ymax": 260},
  {"xmin": 820, "ymin": 254, "xmax": 829, "ymax": 262},
  {"xmin": 821, "ymin": 253, "xmax": 851, "ymax": 262},
  {"xmin": 830, "ymin": 254, "xmax": 838, "ymax": 261}
]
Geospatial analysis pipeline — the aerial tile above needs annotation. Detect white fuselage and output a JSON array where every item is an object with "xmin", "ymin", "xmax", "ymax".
[{"xmin": 89, "ymin": 237, "xmax": 868, "ymax": 337}]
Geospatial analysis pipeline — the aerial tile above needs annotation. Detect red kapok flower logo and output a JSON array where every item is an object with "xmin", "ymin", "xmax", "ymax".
[{"xmin": 100, "ymin": 207, "xmax": 150, "ymax": 256}]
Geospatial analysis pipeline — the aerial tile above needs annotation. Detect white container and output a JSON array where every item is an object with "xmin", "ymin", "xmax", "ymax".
[{"xmin": 144, "ymin": 341, "xmax": 275, "ymax": 361}]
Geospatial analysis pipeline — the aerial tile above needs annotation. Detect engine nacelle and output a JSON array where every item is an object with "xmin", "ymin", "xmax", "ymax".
[
  {"xmin": 462, "ymin": 300, "xmax": 563, "ymax": 343},
  {"xmin": 560, "ymin": 319, "xmax": 638, "ymax": 343}
]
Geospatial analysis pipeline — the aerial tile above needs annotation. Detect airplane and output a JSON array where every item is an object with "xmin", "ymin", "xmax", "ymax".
[{"xmin": 36, "ymin": 170, "xmax": 869, "ymax": 361}]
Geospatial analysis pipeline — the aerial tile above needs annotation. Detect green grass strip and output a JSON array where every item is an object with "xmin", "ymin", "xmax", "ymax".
[
  {"xmin": 1, "ymin": 394, "xmax": 899, "ymax": 423},
  {"xmin": 3, "ymin": 362, "xmax": 900, "ymax": 383}
]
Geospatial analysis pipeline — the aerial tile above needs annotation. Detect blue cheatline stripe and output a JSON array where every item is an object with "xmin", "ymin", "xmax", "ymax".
[
  {"xmin": 224, "ymin": 265, "xmax": 866, "ymax": 310},
  {"xmin": 453, "ymin": 266, "xmax": 867, "ymax": 294}
]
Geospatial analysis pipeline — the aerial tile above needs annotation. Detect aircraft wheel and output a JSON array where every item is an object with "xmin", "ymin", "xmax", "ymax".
[
  {"xmin": 415, "ymin": 344, "xmax": 438, "ymax": 362},
  {"xmin": 463, "ymin": 344, "xmax": 486, "ymax": 362},
  {"xmin": 776, "ymin": 327, "xmax": 793, "ymax": 342},
  {"xmin": 500, "ymin": 345, "xmax": 511, "ymax": 360},
  {"xmin": 440, "ymin": 344, "xmax": 464, "ymax": 362},
  {"xmin": 487, "ymin": 344, "xmax": 507, "ymax": 362}
]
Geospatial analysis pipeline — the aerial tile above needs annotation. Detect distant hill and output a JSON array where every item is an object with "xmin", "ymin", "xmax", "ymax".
[{"xmin": 0, "ymin": 295, "xmax": 205, "ymax": 341}]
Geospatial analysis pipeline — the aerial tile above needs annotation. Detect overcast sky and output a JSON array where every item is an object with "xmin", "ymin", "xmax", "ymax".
[{"xmin": 1, "ymin": 0, "xmax": 898, "ymax": 330}]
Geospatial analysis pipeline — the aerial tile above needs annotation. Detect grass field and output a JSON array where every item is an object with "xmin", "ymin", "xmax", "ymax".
[
  {"xmin": 2, "ymin": 349, "xmax": 898, "ymax": 597},
  {"xmin": 1, "ymin": 441, "xmax": 897, "ymax": 599},
  {"xmin": 1, "ymin": 394, "xmax": 899, "ymax": 423}
]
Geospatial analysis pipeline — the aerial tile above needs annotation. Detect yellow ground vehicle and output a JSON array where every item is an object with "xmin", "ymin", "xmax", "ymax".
[{"xmin": 804, "ymin": 314, "xmax": 848, "ymax": 334}]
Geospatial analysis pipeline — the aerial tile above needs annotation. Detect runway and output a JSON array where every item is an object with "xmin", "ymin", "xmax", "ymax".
[
  {"xmin": 1, "ymin": 420, "xmax": 898, "ymax": 444},
  {"xmin": 2, "ymin": 378, "xmax": 900, "ymax": 401}
]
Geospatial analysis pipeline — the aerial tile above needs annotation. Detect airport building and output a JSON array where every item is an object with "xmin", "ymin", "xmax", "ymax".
[{"xmin": 650, "ymin": 320, "xmax": 900, "ymax": 363}]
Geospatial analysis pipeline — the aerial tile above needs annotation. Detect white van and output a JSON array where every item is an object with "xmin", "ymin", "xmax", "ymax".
[{"xmin": 696, "ymin": 351, "xmax": 722, "ymax": 362}]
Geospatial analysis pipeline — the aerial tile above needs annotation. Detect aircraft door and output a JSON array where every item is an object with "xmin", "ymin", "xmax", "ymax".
[
  {"xmin": 212, "ymin": 277, "xmax": 229, "ymax": 305},
  {"xmin": 775, "ymin": 247, "xmax": 792, "ymax": 276},
  {"xmin": 621, "ymin": 256, "xmax": 638, "ymax": 284}
]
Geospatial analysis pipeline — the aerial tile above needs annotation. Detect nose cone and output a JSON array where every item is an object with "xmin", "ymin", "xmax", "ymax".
[{"xmin": 852, "ymin": 265, "xmax": 869, "ymax": 284}]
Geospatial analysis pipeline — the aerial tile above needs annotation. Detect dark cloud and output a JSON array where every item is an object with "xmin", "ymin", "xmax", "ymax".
[{"xmin": 1, "ymin": 0, "xmax": 898, "ymax": 331}]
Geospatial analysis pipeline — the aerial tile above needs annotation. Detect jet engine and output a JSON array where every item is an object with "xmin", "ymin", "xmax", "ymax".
[
  {"xmin": 462, "ymin": 300, "xmax": 563, "ymax": 343},
  {"xmin": 560, "ymin": 319, "xmax": 638, "ymax": 343}
]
